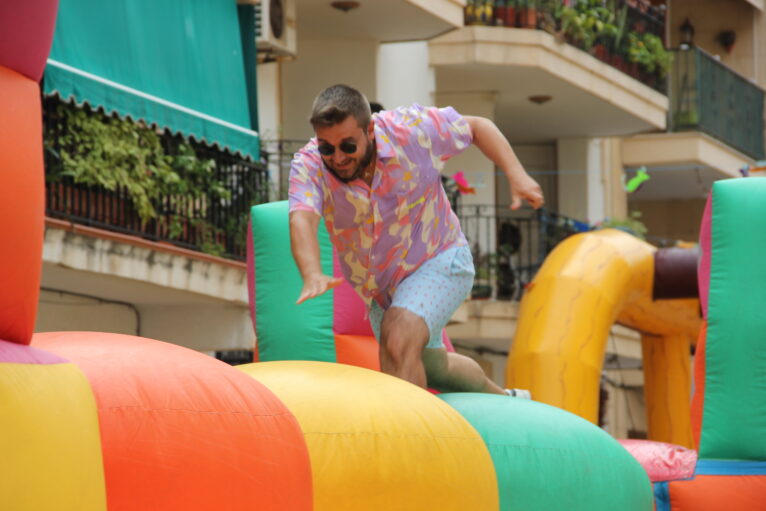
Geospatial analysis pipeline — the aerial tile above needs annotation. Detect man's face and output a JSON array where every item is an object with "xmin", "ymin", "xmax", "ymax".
[{"xmin": 315, "ymin": 116, "xmax": 375, "ymax": 183}]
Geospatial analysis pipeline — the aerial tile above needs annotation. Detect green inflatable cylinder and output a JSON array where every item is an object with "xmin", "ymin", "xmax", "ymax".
[{"xmin": 439, "ymin": 393, "xmax": 652, "ymax": 511}]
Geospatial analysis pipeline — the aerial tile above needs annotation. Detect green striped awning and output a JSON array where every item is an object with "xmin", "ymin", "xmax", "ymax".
[{"xmin": 44, "ymin": 0, "xmax": 259, "ymax": 159}]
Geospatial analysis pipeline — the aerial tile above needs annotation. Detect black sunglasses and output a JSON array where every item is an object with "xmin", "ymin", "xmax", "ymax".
[{"xmin": 318, "ymin": 140, "xmax": 357, "ymax": 156}]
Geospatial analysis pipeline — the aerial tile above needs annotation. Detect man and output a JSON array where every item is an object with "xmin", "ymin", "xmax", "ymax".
[{"xmin": 289, "ymin": 84, "xmax": 543, "ymax": 394}]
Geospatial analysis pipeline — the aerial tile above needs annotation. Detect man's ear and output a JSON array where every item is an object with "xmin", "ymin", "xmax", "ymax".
[{"xmin": 367, "ymin": 120, "xmax": 375, "ymax": 137}]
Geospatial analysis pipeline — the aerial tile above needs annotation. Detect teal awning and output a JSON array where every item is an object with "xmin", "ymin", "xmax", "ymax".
[{"xmin": 44, "ymin": 0, "xmax": 259, "ymax": 159}]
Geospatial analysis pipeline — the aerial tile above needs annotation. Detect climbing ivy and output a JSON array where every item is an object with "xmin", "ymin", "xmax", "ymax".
[{"xmin": 44, "ymin": 103, "xmax": 231, "ymax": 225}]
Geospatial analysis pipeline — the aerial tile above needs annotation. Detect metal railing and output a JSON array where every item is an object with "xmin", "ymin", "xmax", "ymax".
[
  {"xmin": 43, "ymin": 97, "xmax": 270, "ymax": 261},
  {"xmin": 669, "ymin": 46, "xmax": 765, "ymax": 160},
  {"xmin": 463, "ymin": 0, "xmax": 667, "ymax": 93},
  {"xmin": 456, "ymin": 205, "xmax": 589, "ymax": 300},
  {"xmin": 260, "ymin": 139, "xmax": 308, "ymax": 200}
]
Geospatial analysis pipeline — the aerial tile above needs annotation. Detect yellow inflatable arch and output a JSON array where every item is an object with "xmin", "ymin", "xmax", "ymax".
[{"xmin": 506, "ymin": 229, "xmax": 701, "ymax": 447}]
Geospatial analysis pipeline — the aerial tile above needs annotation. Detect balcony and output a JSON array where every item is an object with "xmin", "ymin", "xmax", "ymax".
[
  {"xmin": 621, "ymin": 46, "xmax": 764, "ymax": 203},
  {"xmin": 43, "ymin": 97, "xmax": 270, "ymax": 261},
  {"xmin": 430, "ymin": 1, "xmax": 669, "ymax": 142},
  {"xmin": 668, "ymin": 46, "xmax": 765, "ymax": 161}
]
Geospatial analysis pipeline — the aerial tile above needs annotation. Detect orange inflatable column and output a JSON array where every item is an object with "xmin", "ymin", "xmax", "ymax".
[
  {"xmin": 33, "ymin": 332, "xmax": 313, "ymax": 511},
  {"xmin": 0, "ymin": 66, "xmax": 45, "ymax": 345}
]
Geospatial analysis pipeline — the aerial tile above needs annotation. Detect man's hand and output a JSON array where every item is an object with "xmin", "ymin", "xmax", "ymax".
[
  {"xmin": 510, "ymin": 172, "xmax": 545, "ymax": 210},
  {"xmin": 296, "ymin": 273, "xmax": 344, "ymax": 304},
  {"xmin": 463, "ymin": 116, "xmax": 545, "ymax": 211}
]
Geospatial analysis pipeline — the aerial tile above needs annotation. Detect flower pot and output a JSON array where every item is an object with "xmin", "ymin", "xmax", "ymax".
[
  {"xmin": 592, "ymin": 44, "xmax": 609, "ymax": 62},
  {"xmin": 610, "ymin": 54, "xmax": 625, "ymax": 71},
  {"xmin": 519, "ymin": 7, "xmax": 537, "ymax": 29},
  {"xmin": 494, "ymin": 5, "xmax": 506, "ymax": 26},
  {"xmin": 505, "ymin": 6, "xmax": 517, "ymax": 27}
]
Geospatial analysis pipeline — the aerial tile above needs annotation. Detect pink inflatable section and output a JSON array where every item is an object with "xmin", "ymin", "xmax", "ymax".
[{"xmin": 0, "ymin": 0, "xmax": 59, "ymax": 81}]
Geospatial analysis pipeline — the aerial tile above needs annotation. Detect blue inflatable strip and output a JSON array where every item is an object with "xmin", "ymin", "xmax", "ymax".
[
  {"xmin": 695, "ymin": 460, "xmax": 766, "ymax": 475},
  {"xmin": 654, "ymin": 482, "xmax": 670, "ymax": 511}
]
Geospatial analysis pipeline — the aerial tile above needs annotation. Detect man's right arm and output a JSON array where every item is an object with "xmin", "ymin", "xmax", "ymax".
[{"xmin": 289, "ymin": 210, "xmax": 343, "ymax": 304}]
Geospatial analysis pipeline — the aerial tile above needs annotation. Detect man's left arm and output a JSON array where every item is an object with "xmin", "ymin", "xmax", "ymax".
[{"xmin": 464, "ymin": 115, "xmax": 544, "ymax": 210}]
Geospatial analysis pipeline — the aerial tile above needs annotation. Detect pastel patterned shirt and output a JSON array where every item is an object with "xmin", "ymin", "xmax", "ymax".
[{"xmin": 288, "ymin": 104, "xmax": 472, "ymax": 309}]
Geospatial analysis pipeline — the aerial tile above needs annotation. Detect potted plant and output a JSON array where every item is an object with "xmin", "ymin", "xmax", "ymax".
[
  {"xmin": 505, "ymin": 0, "xmax": 518, "ymax": 27},
  {"xmin": 518, "ymin": 0, "xmax": 538, "ymax": 29},
  {"xmin": 644, "ymin": 33, "xmax": 672, "ymax": 77},
  {"xmin": 595, "ymin": 211, "xmax": 648, "ymax": 239},
  {"xmin": 493, "ymin": 0, "xmax": 507, "ymax": 26}
]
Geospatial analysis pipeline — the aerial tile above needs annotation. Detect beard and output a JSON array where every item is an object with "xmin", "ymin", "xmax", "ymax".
[{"xmin": 323, "ymin": 138, "xmax": 376, "ymax": 184}]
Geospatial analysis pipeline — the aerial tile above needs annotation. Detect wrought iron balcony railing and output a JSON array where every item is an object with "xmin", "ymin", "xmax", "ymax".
[
  {"xmin": 669, "ymin": 46, "xmax": 765, "ymax": 160},
  {"xmin": 463, "ymin": 0, "xmax": 669, "ymax": 94},
  {"xmin": 43, "ymin": 97, "xmax": 270, "ymax": 261},
  {"xmin": 457, "ymin": 205, "xmax": 589, "ymax": 300}
]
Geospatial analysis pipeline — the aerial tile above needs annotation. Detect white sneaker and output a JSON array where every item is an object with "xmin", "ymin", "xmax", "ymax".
[{"xmin": 505, "ymin": 388, "xmax": 532, "ymax": 400}]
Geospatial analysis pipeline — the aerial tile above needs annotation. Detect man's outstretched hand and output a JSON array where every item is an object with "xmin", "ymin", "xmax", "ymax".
[
  {"xmin": 510, "ymin": 172, "xmax": 545, "ymax": 210},
  {"xmin": 296, "ymin": 274, "xmax": 344, "ymax": 304}
]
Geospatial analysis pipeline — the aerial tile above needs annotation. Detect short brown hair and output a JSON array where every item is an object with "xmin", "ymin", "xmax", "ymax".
[{"xmin": 310, "ymin": 84, "xmax": 371, "ymax": 129}]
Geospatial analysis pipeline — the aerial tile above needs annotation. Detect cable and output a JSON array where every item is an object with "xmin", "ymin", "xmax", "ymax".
[{"xmin": 39, "ymin": 286, "xmax": 142, "ymax": 336}]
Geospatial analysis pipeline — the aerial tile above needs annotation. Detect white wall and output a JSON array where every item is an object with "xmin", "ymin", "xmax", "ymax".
[
  {"xmin": 140, "ymin": 305, "xmax": 254, "ymax": 352},
  {"xmin": 36, "ymin": 292, "xmax": 254, "ymax": 352},
  {"xmin": 377, "ymin": 41, "xmax": 435, "ymax": 110},
  {"xmin": 280, "ymin": 39, "xmax": 379, "ymax": 142},
  {"xmin": 36, "ymin": 289, "xmax": 139, "ymax": 335}
]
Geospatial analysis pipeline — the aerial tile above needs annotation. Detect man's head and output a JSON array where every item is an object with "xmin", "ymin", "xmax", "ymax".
[{"xmin": 310, "ymin": 84, "xmax": 375, "ymax": 183}]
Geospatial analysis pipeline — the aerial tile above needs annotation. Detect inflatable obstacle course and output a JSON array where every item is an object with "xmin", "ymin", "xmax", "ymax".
[
  {"xmin": 650, "ymin": 179, "xmax": 766, "ymax": 509},
  {"xmin": 248, "ymin": 201, "xmax": 379, "ymax": 369}
]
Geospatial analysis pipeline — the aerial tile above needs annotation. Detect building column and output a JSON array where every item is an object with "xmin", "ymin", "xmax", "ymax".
[
  {"xmin": 377, "ymin": 41, "xmax": 435, "ymax": 110},
  {"xmin": 557, "ymin": 137, "xmax": 609, "ymax": 224}
]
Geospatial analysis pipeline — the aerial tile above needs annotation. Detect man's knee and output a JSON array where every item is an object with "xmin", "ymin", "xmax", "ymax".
[{"xmin": 380, "ymin": 308, "xmax": 428, "ymax": 365}]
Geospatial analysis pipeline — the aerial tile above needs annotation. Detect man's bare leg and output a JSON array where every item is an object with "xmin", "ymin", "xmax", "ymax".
[
  {"xmin": 422, "ymin": 347, "xmax": 506, "ymax": 394},
  {"xmin": 380, "ymin": 306, "xmax": 505, "ymax": 394},
  {"xmin": 379, "ymin": 307, "xmax": 430, "ymax": 388}
]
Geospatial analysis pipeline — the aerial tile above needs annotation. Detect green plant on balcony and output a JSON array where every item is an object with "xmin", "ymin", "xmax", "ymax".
[
  {"xmin": 558, "ymin": 0, "xmax": 618, "ymax": 53},
  {"xmin": 626, "ymin": 32, "xmax": 652, "ymax": 67},
  {"xmin": 643, "ymin": 33, "xmax": 672, "ymax": 78},
  {"xmin": 626, "ymin": 31, "xmax": 672, "ymax": 83},
  {"xmin": 595, "ymin": 211, "xmax": 648, "ymax": 239},
  {"xmin": 44, "ymin": 103, "xmax": 232, "ymax": 255}
]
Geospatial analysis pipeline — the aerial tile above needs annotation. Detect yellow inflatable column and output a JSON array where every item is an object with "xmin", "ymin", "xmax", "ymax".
[
  {"xmin": 641, "ymin": 333, "xmax": 694, "ymax": 448},
  {"xmin": 239, "ymin": 361, "xmax": 498, "ymax": 511},
  {"xmin": 0, "ymin": 342, "xmax": 106, "ymax": 511}
]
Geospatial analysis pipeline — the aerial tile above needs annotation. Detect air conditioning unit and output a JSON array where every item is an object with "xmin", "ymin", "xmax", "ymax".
[{"xmin": 253, "ymin": 0, "xmax": 297, "ymax": 60}]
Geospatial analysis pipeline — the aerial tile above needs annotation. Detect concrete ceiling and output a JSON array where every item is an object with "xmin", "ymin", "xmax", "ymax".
[
  {"xmin": 625, "ymin": 164, "xmax": 728, "ymax": 201},
  {"xmin": 294, "ymin": 0, "xmax": 459, "ymax": 41},
  {"xmin": 435, "ymin": 64, "xmax": 661, "ymax": 144}
]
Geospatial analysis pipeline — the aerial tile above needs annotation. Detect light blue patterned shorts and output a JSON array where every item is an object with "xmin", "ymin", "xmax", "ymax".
[{"xmin": 369, "ymin": 245, "xmax": 475, "ymax": 349}]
